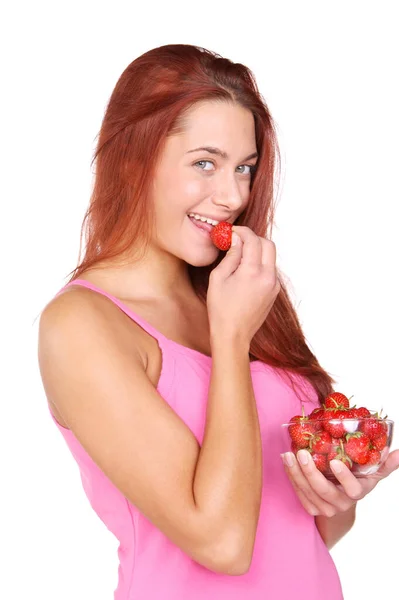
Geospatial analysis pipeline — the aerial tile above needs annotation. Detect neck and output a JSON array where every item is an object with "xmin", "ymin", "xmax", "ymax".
[{"xmin": 80, "ymin": 246, "xmax": 198, "ymax": 302}]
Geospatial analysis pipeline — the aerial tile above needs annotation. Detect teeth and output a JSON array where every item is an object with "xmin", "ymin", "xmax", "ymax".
[{"xmin": 188, "ymin": 213, "xmax": 219, "ymax": 226}]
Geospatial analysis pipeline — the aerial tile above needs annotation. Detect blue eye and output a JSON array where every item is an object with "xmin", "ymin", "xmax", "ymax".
[
  {"xmin": 236, "ymin": 164, "xmax": 257, "ymax": 176},
  {"xmin": 195, "ymin": 160, "xmax": 214, "ymax": 171}
]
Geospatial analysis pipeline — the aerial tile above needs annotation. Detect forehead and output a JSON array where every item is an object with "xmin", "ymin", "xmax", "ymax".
[{"xmin": 172, "ymin": 100, "xmax": 256, "ymax": 149}]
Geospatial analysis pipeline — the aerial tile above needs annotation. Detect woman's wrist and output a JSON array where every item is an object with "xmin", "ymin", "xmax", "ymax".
[{"xmin": 210, "ymin": 329, "xmax": 251, "ymax": 358}]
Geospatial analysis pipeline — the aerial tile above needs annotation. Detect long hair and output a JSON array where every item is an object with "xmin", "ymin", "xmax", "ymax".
[{"xmin": 68, "ymin": 44, "xmax": 335, "ymax": 404}]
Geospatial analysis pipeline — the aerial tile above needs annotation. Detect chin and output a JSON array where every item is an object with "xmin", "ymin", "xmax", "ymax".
[{"xmin": 184, "ymin": 248, "xmax": 220, "ymax": 268}]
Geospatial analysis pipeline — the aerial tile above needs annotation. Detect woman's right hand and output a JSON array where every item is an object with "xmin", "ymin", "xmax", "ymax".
[{"xmin": 207, "ymin": 226, "xmax": 280, "ymax": 348}]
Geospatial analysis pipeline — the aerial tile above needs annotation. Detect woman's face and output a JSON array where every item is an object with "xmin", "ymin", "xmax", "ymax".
[{"xmin": 150, "ymin": 100, "xmax": 258, "ymax": 267}]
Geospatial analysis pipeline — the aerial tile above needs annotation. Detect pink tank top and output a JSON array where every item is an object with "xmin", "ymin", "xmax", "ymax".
[{"xmin": 49, "ymin": 279, "xmax": 343, "ymax": 599}]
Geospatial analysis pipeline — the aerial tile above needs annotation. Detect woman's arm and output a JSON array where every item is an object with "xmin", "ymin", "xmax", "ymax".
[
  {"xmin": 315, "ymin": 503, "xmax": 357, "ymax": 550},
  {"xmin": 194, "ymin": 333, "xmax": 263, "ymax": 570},
  {"xmin": 38, "ymin": 289, "xmax": 262, "ymax": 575}
]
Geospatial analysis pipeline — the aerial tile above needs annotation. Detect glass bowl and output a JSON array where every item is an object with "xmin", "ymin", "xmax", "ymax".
[{"xmin": 281, "ymin": 413, "xmax": 394, "ymax": 481}]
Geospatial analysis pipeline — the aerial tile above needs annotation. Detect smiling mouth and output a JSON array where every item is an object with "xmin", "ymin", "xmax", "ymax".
[
  {"xmin": 187, "ymin": 214, "xmax": 214, "ymax": 234},
  {"xmin": 187, "ymin": 213, "xmax": 219, "ymax": 227}
]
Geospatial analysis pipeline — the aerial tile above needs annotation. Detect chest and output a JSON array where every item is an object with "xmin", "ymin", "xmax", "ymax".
[{"xmin": 133, "ymin": 298, "xmax": 212, "ymax": 357}]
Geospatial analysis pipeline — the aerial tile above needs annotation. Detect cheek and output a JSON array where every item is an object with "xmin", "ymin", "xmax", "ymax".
[
  {"xmin": 159, "ymin": 170, "xmax": 209, "ymax": 211},
  {"xmin": 239, "ymin": 181, "xmax": 252, "ymax": 208},
  {"xmin": 183, "ymin": 179, "xmax": 208, "ymax": 199},
  {"xmin": 178, "ymin": 167, "xmax": 212, "ymax": 195}
]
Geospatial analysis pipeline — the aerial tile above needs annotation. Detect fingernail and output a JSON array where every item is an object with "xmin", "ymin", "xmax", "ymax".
[
  {"xmin": 231, "ymin": 232, "xmax": 239, "ymax": 246},
  {"xmin": 298, "ymin": 450, "xmax": 309, "ymax": 465},
  {"xmin": 330, "ymin": 460, "xmax": 343, "ymax": 473},
  {"xmin": 281, "ymin": 452, "xmax": 294, "ymax": 467}
]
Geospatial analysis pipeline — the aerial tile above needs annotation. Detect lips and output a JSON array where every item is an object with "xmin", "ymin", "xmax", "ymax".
[{"xmin": 188, "ymin": 215, "xmax": 213, "ymax": 232}]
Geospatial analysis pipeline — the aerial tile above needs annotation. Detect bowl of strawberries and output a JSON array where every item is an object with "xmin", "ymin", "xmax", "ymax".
[{"xmin": 282, "ymin": 392, "xmax": 394, "ymax": 480}]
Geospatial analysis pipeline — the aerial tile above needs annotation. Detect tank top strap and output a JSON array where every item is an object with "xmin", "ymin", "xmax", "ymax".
[{"xmin": 57, "ymin": 278, "xmax": 169, "ymax": 344}]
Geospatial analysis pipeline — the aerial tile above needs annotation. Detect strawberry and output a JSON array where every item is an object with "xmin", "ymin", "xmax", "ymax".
[
  {"xmin": 372, "ymin": 432, "xmax": 388, "ymax": 451},
  {"xmin": 288, "ymin": 421, "xmax": 319, "ymax": 449},
  {"xmin": 367, "ymin": 448, "xmax": 381, "ymax": 465},
  {"xmin": 327, "ymin": 438, "xmax": 353, "ymax": 469},
  {"xmin": 312, "ymin": 453, "xmax": 328, "ymax": 473},
  {"xmin": 352, "ymin": 406, "xmax": 371, "ymax": 419},
  {"xmin": 324, "ymin": 392, "xmax": 350, "ymax": 410},
  {"xmin": 360, "ymin": 418, "xmax": 387, "ymax": 440},
  {"xmin": 327, "ymin": 447, "xmax": 339, "ymax": 461},
  {"xmin": 291, "ymin": 441, "xmax": 301, "ymax": 455},
  {"xmin": 310, "ymin": 430, "xmax": 332, "ymax": 454},
  {"xmin": 309, "ymin": 407, "xmax": 327, "ymax": 421},
  {"xmin": 345, "ymin": 408, "xmax": 358, "ymax": 419},
  {"xmin": 322, "ymin": 409, "xmax": 348, "ymax": 438},
  {"xmin": 344, "ymin": 433, "xmax": 372, "ymax": 465},
  {"xmin": 210, "ymin": 221, "xmax": 232, "ymax": 250},
  {"xmin": 288, "ymin": 409, "xmax": 321, "ymax": 449}
]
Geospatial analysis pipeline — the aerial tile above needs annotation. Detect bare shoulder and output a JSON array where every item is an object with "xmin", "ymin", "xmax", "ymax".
[
  {"xmin": 39, "ymin": 285, "xmax": 147, "ymax": 368},
  {"xmin": 39, "ymin": 284, "xmax": 112, "ymax": 331},
  {"xmin": 39, "ymin": 284, "xmax": 128, "ymax": 335},
  {"xmin": 38, "ymin": 285, "xmax": 148, "ymax": 427}
]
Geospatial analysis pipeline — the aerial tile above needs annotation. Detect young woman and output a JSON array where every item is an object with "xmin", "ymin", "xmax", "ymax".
[{"xmin": 38, "ymin": 44, "xmax": 399, "ymax": 600}]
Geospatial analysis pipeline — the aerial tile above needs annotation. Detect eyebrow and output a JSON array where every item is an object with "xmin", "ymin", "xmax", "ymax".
[{"xmin": 187, "ymin": 146, "xmax": 258, "ymax": 162}]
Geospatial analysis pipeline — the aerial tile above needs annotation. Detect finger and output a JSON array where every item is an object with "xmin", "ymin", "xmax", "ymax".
[
  {"xmin": 211, "ymin": 232, "xmax": 243, "ymax": 278},
  {"xmin": 259, "ymin": 237, "xmax": 277, "ymax": 268},
  {"xmin": 232, "ymin": 226, "xmax": 262, "ymax": 266},
  {"xmin": 327, "ymin": 460, "xmax": 365, "ymax": 501},
  {"xmin": 281, "ymin": 452, "xmax": 340, "ymax": 516},
  {"xmin": 296, "ymin": 450, "xmax": 359, "ymax": 509},
  {"xmin": 371, "ymin": 448, "xmax": 399, "ymax": 480},
  {"xmin": 282, "ymin": 462, "xmax": 320, "ymax": 516},
  {"xmin": 259, "ymin": 239, "xmax": 280, "ymax": 294}
]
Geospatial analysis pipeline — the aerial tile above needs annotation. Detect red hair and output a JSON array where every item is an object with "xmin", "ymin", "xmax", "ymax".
[{"xmin": 68, "ymin": 44, "xmax": 335, "ymax": 404}]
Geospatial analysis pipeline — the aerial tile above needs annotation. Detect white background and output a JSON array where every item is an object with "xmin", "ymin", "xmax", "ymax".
[{"xmin": 2, "ymin": 1, "xmax": 398, "ymax": 599}]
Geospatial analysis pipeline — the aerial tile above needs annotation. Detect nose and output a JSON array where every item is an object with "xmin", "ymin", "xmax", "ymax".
[{"xmin": 211, "ymin": 171, "xmax": 246, "ymax": 212}]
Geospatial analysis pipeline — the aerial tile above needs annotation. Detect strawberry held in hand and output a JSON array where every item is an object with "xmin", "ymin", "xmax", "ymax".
[{"xmin": 210, "ymin": 221, "xmax": 233, "ymax": 250}]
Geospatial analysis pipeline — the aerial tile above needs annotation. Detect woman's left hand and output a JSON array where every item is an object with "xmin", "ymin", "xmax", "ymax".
[{"xmin": 281, "ymin": 448, "xmax": 399, "ymax": 517}]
